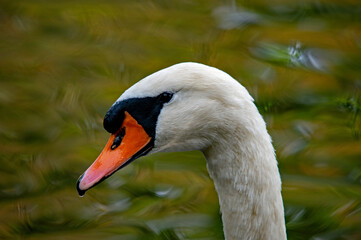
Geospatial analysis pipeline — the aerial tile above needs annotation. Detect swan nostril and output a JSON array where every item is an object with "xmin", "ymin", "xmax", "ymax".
[{"xmin": 111, "ymin": 127, "xmax": 126, "ymax": 150}]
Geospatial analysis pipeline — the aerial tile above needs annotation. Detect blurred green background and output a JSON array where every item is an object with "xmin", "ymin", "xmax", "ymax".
[{"xmin": 1, "ymin": 0, "xmax": 361, "ymax": 239}]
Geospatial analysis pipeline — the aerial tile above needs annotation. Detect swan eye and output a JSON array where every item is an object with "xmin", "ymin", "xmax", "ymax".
[{"xmin": 158, "ymin": 92, "xmax": 173, "ymax": 103}]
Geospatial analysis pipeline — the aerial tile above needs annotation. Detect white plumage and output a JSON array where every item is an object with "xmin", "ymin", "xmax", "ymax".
[{"xmin": 116, "ymin": 62, "xmax": 287, "ymax": 239}]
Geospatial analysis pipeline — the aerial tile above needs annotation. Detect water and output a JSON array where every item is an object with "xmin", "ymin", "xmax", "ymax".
[{"xmin": 1, "ymin": 0, "xmax": 361, "ymax": 239}]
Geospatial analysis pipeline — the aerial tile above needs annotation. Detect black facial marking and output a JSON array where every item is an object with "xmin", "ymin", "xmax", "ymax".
[
  {"xmin": 111, "ymin": 127, "xmax": 125, "ymax": 150},
  {"xmin": 103, "ymin": 92, "xmax": 174, "ymax": 139}
]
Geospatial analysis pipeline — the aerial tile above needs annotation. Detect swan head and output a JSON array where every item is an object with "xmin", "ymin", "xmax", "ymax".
[{"xmin": 77, "ymin": 62, "xmax": 254, "ymax": 196}]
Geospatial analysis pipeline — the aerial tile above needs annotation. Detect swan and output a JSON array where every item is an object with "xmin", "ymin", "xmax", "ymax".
[{"xmin": 77, "ymin": 62, "xmax": 287, "ymax": 240}]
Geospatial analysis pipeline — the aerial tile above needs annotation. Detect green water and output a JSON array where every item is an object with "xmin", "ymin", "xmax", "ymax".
[{"xmin": 1, "ymin": 0, "xmax": 361, "ymax": 239}]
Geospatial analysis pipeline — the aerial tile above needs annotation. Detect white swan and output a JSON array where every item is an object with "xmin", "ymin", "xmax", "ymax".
[{"xmin": 77, "ymin": 62, "xmax": 287, "ymax": 240}]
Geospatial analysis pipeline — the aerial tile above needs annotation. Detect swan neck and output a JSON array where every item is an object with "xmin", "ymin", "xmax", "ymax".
[{"xmin": 204, "ymin": 116, "xmax": 287, "ymax": 240}]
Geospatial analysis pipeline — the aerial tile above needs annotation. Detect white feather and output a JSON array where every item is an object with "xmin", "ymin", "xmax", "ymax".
[{"xmin": 117, "ymin": 62, "xmax": 287, "ymax": 240}]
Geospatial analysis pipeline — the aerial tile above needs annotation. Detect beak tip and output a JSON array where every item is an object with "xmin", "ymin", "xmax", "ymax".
[{"xmin": 76, "ymin": 175, "xmax": 87, "ymax": 197}]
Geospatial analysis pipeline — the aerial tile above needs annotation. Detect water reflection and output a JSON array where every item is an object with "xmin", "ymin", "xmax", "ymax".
[
  {"xmin": 249, "ymin": 41, "xmax": 339, "ymax": 72},
  {"xmin": 213, "ymin": 6, "xmax": 262, "ymax": 30}
]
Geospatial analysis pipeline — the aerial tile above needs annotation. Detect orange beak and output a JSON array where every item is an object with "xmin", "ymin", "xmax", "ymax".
[{"xmin": 77, "ymin": 111, "xmax": 152, "ymax": 196}]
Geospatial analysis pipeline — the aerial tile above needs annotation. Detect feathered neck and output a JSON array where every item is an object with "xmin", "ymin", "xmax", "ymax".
[{"xmin": 203, "ymin": 101, "xmax": 287, "ymax": 240}]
